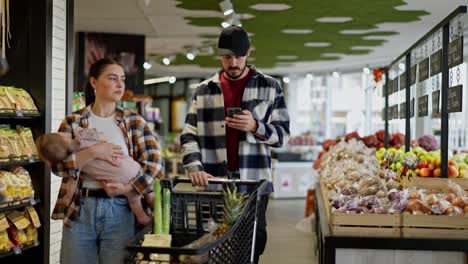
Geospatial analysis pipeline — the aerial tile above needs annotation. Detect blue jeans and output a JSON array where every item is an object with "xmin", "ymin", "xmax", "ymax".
[{"xmin": 61, "ymin": 196, "xmax": 137, "ymax": 264}]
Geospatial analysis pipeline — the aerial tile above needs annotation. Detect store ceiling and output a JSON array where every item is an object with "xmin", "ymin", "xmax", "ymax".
[{"xmin": 75, "ymin": 0, "xmax": 468, "ymax": 77}]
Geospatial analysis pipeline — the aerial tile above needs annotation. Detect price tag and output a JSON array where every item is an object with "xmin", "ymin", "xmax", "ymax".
[
  {"xmin": 400, "ymin": 73, "xmax": 406, "ymax": 90},
  {"xmin": 418, "ymin": 95, "xmax": 429, "ymax": 117},
  {"xmin": 430, "ymin": 50, "xmax": 442, "ymax": 77},
  {"xmin": 13, "ymin": 246, "xmax": 22, "ymax": 255},
  {"xmin": 399, "ymin": 102, "xmax": 406, "ymax": 119},
  {"xmin": 448, "ymin": 37, "xmax": 463, "ymax": 68},
  {"xmin": 410, "ymin": 65, "xmax": 417, "ymax": 86},
  {"xmin": 448, "ymin": 85, "xmax": 463, "ymax": 113},
  {"xmin": 15, "ymin": 110, "xmax": 24, "ymax": 117},
  {"xmin": 29, "ymin": 197, "xmax": 36, "ymax": 205},
  {"xmin": 419, "ymin": 58, "xmax": 429, "ymax": 81},
  {"xmin": 432, "ymin": 90, "xmax": 440, "ymax": 117}
]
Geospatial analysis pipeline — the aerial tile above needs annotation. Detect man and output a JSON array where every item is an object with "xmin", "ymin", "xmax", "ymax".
[{"xmin": 181, "ymin": 25, "xmax": 290, "ymax": 263}]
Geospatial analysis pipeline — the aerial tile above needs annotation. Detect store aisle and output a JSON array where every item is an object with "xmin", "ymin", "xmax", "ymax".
[{"xmin": 261, "ymin": 199, "xmax": 318, "ymax": 264}]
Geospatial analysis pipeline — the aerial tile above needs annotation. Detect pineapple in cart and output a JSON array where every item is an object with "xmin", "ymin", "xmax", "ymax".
[{"xmin": 213, "ymin": 187, "xmax": 248, "ymax": 239}]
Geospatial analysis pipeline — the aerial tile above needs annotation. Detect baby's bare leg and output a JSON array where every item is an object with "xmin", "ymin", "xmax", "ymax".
[{"xmin": 128, "ymin": 195, "xmax": 151, "ymax": 226}]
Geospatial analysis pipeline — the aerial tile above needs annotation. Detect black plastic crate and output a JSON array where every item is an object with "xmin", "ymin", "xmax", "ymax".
[{"xmin": 127, "ymin": 178, "xmax": 266, "ymax": 264}]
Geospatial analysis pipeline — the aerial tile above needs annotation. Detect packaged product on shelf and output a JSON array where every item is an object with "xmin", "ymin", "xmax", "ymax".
[
  {"xmin": 0, "ymin": 87, "xmax": 14, "ymax": 113},
  {"xmin": 11, "ymin": 167, "xmax": 34, "ymax": 200},
  {"xmin": 17, "ymin": 127, "xmax": 38, "ymax": 159},
  {"xmin": 25, "ymin": 206, "xmax": 40, "ymax": 228},
  {"xmin": 0, "ymin": 171, "xmax": 21, "ymax": 203},
  {"xmin": 6, "ymin": 224, "xmax": 27, "ymax": 246},
  {"xmin": 15, "ymin": 88, "xmax": 38, "ymax": 113},
  {"xmin": 4, "ymin": 129, "xmax": 24, "ymax": 160},
  {"xmin": 0, "ymin": 131, "xmax": 13, "ymax": 162},
  {"xmin": 0, "ymin": 214, "xmax": 11, "ymax": 252}
]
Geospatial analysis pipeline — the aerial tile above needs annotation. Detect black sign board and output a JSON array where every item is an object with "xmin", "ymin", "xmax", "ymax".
[
  {"xmin": 448, "ymin": 85, "xmax": 463, "ymax": 113},
  {"xmin": 419, "ymin": 58, "xmax": 429, "ymax": 81},
  {"xmin": 400, "ymin": 73, "xmax": 406, "ymax": 90},
  {"xmin": 410, "ymin": 65, "xmax": 417, "ymax": 86},
  {"xmin": 393, "ymin": 78, "xmax": 399, "ymax": 93},
  {"xmin": 387, "ymin": 79, "xmax": 393, "ymax": 95},
  {"xmin": 430, "ymin": 50, "xmax": 442, "ymax": 77},
  {"xmin": 432, "ymin": 90, "xmax": 440, "ymax": 116},
  {"xmin": 418, "ymin": 95, "xmax": 429, "ymax": 117},
  {"xmin": 410, "ymin": 98, "xmax": 415, "ymax": 118},
  {"xmin": 393, "ymin": 105, "xmax": 399, "ymax": 119},
  {"xmin": 400, "ymin": 102, "xmax": 406, "ymax": 119},
  {"xmin": 448, "ymin": 37, "xmax": 463, "ymax": 68}
]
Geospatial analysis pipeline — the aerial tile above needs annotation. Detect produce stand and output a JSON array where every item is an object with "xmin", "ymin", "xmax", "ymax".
[{"xmin": 315, "ymin": 184, "xmax": 468, "ymax": 264}]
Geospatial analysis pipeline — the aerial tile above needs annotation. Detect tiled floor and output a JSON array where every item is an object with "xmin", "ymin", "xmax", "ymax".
[{"xmin": 261, "ymin": 198, "xmax": 318, "ymax": 264}]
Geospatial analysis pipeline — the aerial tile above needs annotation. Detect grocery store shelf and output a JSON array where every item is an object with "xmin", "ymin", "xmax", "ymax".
[
  {"xmin": 0, "ymin": 112, "xmax": 41, "ymax": 119},
  {"xmin": 0, "ymin": 242, "xmax": 40, "ymax": 259},
  {"xmin": 0, "ymin": 159, "xmax": 42, "ymax": 169},
  {"xmin": 0, "ymin": 197, "xmax": 41, "ymax": 213}
]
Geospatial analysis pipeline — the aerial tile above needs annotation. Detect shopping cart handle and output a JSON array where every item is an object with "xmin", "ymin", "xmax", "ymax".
[{"xmin": 177, "ymin": 177, "xmax": 261, "ymax": 185}]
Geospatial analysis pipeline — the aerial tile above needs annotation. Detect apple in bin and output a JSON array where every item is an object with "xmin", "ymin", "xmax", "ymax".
[
  {"xmin": 419, "ymin": 168, "xmax": 431, "ymax": 177},
  {"xmin": 448, "ymin": 165, "xmax": 460, "ymax": 178},
  {"xmin": 448, "ymin": 159, "xmax": 457, "ymax": 167},
  {"xmin": 433, "ymin": 168, "xmax": 441, "ymax": 177},
  {"xmin": 417, "ymin": 161, "xmax": 428, "ymax": 169}
]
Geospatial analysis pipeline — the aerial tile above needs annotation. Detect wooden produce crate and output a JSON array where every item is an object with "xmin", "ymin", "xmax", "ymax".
[
  {"xmin": 404, "ymin": 177, "xmax": 468, "ymax": 191},
  {"xmin": 402, "ymin": 213, "xmax": 468, "ymax": 239},
  {"xmin": 319, "ymin": 181, "xmax": 402, "ymax": 238}
]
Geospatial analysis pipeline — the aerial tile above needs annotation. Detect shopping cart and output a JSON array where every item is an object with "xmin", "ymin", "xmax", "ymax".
[{"xmin": 127, "ymin": 177, "xmax": 267, "ymax": 264}]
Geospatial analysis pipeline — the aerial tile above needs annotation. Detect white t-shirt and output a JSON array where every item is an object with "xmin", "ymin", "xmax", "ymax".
[{"xmin": 82, "ymin": 111, "xmax": 129, "ymax": 189}]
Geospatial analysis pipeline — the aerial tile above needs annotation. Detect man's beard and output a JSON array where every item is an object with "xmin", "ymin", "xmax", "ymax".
[{"xmin": 224, "ymin": 63, "xmax": 248, "ymax": 80}]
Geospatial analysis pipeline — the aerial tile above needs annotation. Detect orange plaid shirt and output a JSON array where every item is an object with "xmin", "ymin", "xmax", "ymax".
[{"xmin": 50, "ymin": 105, "xmax": 164, "ymax": 227}]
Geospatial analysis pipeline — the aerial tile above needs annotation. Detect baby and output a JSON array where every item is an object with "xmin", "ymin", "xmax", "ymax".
[{"xmin": 35, "ymin": 127, "xmax": 153, "ymax": 225}]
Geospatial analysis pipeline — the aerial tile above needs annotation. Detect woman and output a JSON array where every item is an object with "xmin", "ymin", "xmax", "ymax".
[{"xmin": 50, "ymin": 58, "xmax": 164, "ymax": 264}]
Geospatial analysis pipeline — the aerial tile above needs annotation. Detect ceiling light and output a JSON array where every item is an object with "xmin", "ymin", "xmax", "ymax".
[
  {"xmin": 186, "ymin": 53, "xmax": 195, "ymax": 61},
  {"xmin": 221, "ymin": 21, "xmax": 230, "ymax": 28},
  {"xmin": 162, "ymin": 55, "xmax": 175, "ymax": 66},
  {"xmin": 304, "ymin": 42, "xmax": 331, "ymax": 47},
  {"xmin": 363, "ymin": 66, "xmax": 370, "ymax": 74},
  {"xmin": 399, "ymin": 63, "xmax": 405, "ymax": 71},
  {"xmin": 143, "ymin": 62, "xmax": 152, "ymax": 70},
  {"xmin": 144, "ymin": 76, "xmax": 170, "ymax": 85},
  {"xmin": 316, "ymin": 17, "xmax": 353, "ymax": 23},
  {"xmin": 282, "ymin": 29, "xmax": 313, "ymax": 34},
  {"xmin": 169, "ymin": 76, "xmax": 177, "ymax": 84},
  {"xmin": 250, "ymin": 4, "xmax": 291, "ymax": 11},
  {"xmin": 282, "ymin": 77, "xmax": 290, "ymax": 83},
  {"xmin": 306, "ymin": 73, "xmax": 314, "ymax": 80},
  {"xmin": 332, "ymin": 71, "xmax": 340, "ymax": 78},
  {"xmin": 219, "ymin": 0, "xmax": 234, "ymax": 16}
]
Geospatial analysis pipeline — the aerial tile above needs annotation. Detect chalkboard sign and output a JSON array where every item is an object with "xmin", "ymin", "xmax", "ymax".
[
  {"xmin": 387, "ymin": 79, "xmax": 393, "ymax": 95},
  {"xmin": 448, "ymin": 85, "xmax": 463, "ymax": 113},
  {"xmin": 430, "ymin": 50, "xmax": 442, "ymax": 77},
  {"xmin": 418, "ymin": 95, "xmax": 429, "ymax": 117},
  {"xmin": 393, "ymin": 105, "xmax": 399, "ymax": 119},
  {"xmin": 400, "ymin": 73, "xmax": 406, "ymax": 90},
  {"xmin": 411, "ymin": 65, "xmax": 417, "ymax": 85},
  {"xmin": 419, "ymin": 58, "xmax": 429, "ymax": 81},
  {"xmin": 432, "ymin": 90, "xmax": 440, "ymax": 117},
  {"xmin": 410, "ymin": 98, "xmax": 415, "ymax": 118},
  {"xmin": 448, "ymin": 37, "xmax": 463, "ymax": 68},
  {"xmin": 400, "ymin": 102, "xmax": 406, "ymax": 119}
]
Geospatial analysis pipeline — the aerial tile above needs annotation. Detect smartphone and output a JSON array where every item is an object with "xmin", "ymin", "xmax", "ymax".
[{"xmin": 227, "ymin": 107, "xmax": 243, "ymax": 118}]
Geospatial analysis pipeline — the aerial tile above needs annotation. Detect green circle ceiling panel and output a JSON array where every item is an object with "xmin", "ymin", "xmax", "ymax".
[{"xmin": 169, "ymin": 0, "xmax": 429, "ymax": 68}]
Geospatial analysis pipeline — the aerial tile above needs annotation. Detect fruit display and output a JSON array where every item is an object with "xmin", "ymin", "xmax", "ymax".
[
  {"xmin": 319, "ymin": 139, "xmax": 402, "ymax": 214},
  {"xmin": 288, "ymin": 131, "xmax": 316, "ymax": 146},
  {"xmin": 417, "ymin": 135, "xmax": 439, "ymax": 151},
  {"xmin": 0, "ymin": 127, "xmax": 38, "ymax": 162},
  {"xmin": 0, "ymin": 167, "xmax": 35, "ymax": 204},
  {"xmin": 376, "ymin": 146, "xmax": 467, "ymax": 179}
]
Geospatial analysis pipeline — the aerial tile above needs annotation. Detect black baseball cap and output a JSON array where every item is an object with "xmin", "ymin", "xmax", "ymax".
[{"xmin": 218, "ymin": 25, "xmax": 250, "ymax": 56}]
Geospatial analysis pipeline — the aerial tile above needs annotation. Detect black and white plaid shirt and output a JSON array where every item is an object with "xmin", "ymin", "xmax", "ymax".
[{"xmin": 181, "ymin": 66, "xmax": 290, "ymax": 185}]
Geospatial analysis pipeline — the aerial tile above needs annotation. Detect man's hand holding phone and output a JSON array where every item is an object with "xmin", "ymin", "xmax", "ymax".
[{"xmin": 225, "ymin": 108, "xmax": 259, "ymax": 132}]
